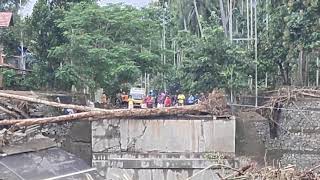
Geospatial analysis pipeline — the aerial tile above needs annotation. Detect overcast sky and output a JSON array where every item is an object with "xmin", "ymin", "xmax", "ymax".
[{"xmin": 21, "ymin": 0, "xmax": 152, "ymax": 17}]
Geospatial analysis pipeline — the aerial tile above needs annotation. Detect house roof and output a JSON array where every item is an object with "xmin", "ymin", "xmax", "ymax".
[{"xmin": 0, "ymin": 12, "xmax": 13, "ymax": 28}]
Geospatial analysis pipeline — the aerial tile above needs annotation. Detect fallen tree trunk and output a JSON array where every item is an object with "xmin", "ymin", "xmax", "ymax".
[
  {"xmin": 0, "ymin": 104, "xmax": 209, "ymax": 127},
  {"xmin": 0, "ymin": 101, "xmax": 29, "ymax": 118},
  {"xmin": 0, "ymin": 90, "xmax": 229, "ymax": 127},
  {"xmin": 0, "ymin": 92, "xmax": 107, "ymax": 112},
  {"xmin": 0, "ymin": 105, "xmax": 20, "ymax": 118}
]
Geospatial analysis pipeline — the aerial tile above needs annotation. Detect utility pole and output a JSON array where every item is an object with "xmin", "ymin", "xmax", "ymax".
[
  {"xmin": 162, "ymin": 17, "xmax": 166, "ymax": 65},
  {"xmin": 19, "ymin": 0, "xmax": 25, "ymax": 72},
  {"xmin": 229, "ymin": 0, "xmax": 233, "ymax": 42},
  {"xmin": 254, "ymin": 0, "xmax": 258, "ymax": 107},
  {"xmin": 147, "ymin": 74, "xmax": 150, "ymax": 93},
  {"xmin": 144, "ymin": 72, "xmax": 147, "ymax": 91},
  {"xmin": 317, "ymin": 56, "xmax": 319, "ymax": 86},
  {"xmin": 266, "ymin": 0, "xmax": 269, "ymax": 31},
  {"xmin": 173, "ymin": 40, "xmax": 176, "ymax": 67},
  {"xmin": 246, "ymin": 0, "xmax": 250, "ymax": 47},
  {"xmin": 162, "ymin": 2, "xmax": 167, "ymax": 91},
  {"xmin": 241, "ymin": 0, "xmax": 244, "ymax": 15},
  {"xmin": 250, "ymin": 0, "xmax": 253, "ymax": 40},
  {"xmin": 229, "ymin": 0, "xmax": 233, "ymax": 103}
]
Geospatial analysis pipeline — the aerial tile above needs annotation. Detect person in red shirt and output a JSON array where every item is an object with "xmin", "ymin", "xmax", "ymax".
[
  {"xmin": 145, "ymin": 95, "xmax": 153, "ymax": 108},
  {"xmin": 164, "ymin": 96, "xmax": 172, "ymax": 107}
]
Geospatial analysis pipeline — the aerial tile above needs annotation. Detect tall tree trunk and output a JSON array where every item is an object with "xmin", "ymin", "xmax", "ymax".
[
  {"xmin": 285, "ymin": 61, "xmax": 290, "ymax": 85},
  {"xmin": 229, "ymin": 0, "xmax": 233, "ymax": 41},
  {"xmin": 305, "ymin": 54, "xmax": 309, "ymax": 86},
  {"xmin": 193, "ymin": 0, "xmax": 203, "ymax": 38},
  {"xmin": 298, "ymin": 48, "xmax": 306, "ymax": 86},
  {"xmin": 277, "ymin": 61, "xmax": 289, "ymax": 85},
  {"xmin": 219, "ymin": 0, "xmax": 228, "ymax": 36}
]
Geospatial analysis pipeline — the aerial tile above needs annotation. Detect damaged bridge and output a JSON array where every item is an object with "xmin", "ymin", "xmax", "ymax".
[
  {"xmin": 92, "ymin": 115, "xmax": 236, "ymax": 180},
  {"xmin": 0, "ymin": 90, "xmax": 237, "ymax": 180}
]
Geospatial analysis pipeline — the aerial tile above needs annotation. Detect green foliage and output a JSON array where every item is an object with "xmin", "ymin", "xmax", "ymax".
[
  {"xmin": 157, "ymin": 11, "xmax": 250, "ymax": 94},
  {"xmin": 2, "ymin": 69, "xmax": 17, "ymax": 87},
  {"xmin": 50, "ymin": 3, "xmax": 162, "ymax": 94},
  {"xmin": 55, "ymin": 64, "xmax": 78, "ymax": 89},
  {"xmin": 0, "ymin": 0, "xmax": 28, "ymax": 11},
  {"xmin": 180, "ymin": 27, "xmax": 249, "ymax": 93},
  {"xmin": 1, "ymin": 0, "xmax": 319, "ymax": 94},
  {"xmin": 258, "ymin": 0, "xmax": 320, "ymax": 86},
  {"xmin": 24, "ymin": 0, "xmax": 103, "ymax": 90}
]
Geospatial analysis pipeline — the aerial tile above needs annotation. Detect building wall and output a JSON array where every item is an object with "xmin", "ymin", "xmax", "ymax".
[{"xmin": 92, "ymin": 116, "xmax": 236, "ymax": 180}]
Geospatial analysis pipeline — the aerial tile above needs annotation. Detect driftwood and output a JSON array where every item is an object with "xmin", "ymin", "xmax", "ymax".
[
  {"xmin": 0, "ymin": 101, "xmax": 29, "ymax": 118},
  {"xmin": 225, "ymin": 164, "xmax": 320, "ymax": 179},
  {"xmin": 0, "ymin": 104, "xmax": 207, "ymax": 127},
  {"xmin": 0, "ymin": 105, "xmax": 20, "ymax": 118}
]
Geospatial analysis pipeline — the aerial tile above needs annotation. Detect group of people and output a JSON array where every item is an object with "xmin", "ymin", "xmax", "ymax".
[{"xmin": 140, "ymin": 92, "xmax": 205, "ymax": 109}]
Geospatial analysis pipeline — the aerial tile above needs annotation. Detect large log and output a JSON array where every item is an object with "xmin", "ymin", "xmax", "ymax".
[
  {"xmin": 0, "ymin": 90, "xmax": 229, "ymax": 127},
  {"xmin": 0, "ymin": 105, "xmax": 207, "ymax": 127},
  {"xmin": 0, "ymin": 101, "xmax": 29, "ymax": 118},
  {"xmin": 0, "ymin": 92, "xmax": 107, "ymax": 112},
  {"xmin": 0, "ymin": 105, "xmax": 20, "ymax": 118}
]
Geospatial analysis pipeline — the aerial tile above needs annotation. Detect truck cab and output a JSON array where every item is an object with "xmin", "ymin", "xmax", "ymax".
[{"xmin": 129, "ymin": 88, "xmax": 146, "ymax": 108}]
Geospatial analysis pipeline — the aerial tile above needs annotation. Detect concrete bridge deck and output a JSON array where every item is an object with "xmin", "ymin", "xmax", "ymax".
[{"xmin": 91, "ymin": 116, "xmax": 236, "ymax": 180}]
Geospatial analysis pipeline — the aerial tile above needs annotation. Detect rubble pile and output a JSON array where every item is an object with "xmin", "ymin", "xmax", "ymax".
[
  {"xmin": 222, "ymin": 164, "xmax": 320, "ymax": 179},
  {"xmin": 206, "ymin": 90, "xmax": 229, "ymax": 116},
  {"xmin": 0, "ymin": 95, "xmax": 73, "ymax": 146}
]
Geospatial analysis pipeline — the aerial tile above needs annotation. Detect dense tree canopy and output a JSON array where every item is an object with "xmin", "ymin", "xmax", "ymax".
[
  {"xmin": 0, "ymin": 0, "xmax": 319, "ymax": 97},
  {"xmin": 51, "ymin": 3, "xmax": 162, "ymax": 94}
]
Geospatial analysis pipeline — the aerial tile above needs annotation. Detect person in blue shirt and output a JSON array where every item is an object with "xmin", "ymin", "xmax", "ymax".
[
  {"xmin": 187, "ymin": 94, "xmax": 195, "ymax": 105},
  {"xmin": 194, "ymin": 93, "xmax": 199, "ymax": 104}
]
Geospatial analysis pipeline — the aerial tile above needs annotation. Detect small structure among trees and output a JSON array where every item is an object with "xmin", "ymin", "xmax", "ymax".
[{"xmin": 0, "ymin": 12, "xmax": 13, "ymax": 28}]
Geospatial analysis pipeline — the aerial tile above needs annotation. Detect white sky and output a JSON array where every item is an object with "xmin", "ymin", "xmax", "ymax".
[{"xmin": 21, "ymin": 0, "xmax": 153, "ymax": 17}]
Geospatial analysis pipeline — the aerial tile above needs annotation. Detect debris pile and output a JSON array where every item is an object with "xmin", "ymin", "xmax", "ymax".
[
  {"xmin": 0, "ymin": 93, "xmax": 71, "ymax": 146},
  {"xmin": 222, "ymin": 164, "xmax": 320, "ymax": 179},
  {"xmin": 254, "ymin": 87, "xmax": 320, "ymax": 119},
  {"xmin": 206, "ymin": 90, "xmax": 229, "ymax": 116}
]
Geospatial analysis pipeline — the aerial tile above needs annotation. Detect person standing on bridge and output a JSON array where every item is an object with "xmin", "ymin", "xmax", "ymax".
[
  {"xmin": 164, "ymin": 95, "xmax": 172, "ymax": 107},
  {"xmin": 145, "ymin": 94, "xmax": 153, "ymax": 108},
  {"xmin": 157, "ymin": 92, "xmax": 165, "ymax": 108},
  {"xmin": 187, "ymin": 94, "xmax": 195, "ymax": 105},
  {"xmin": 128, "ymin": 95, "xmax": 134, "ymax": 109},
  {"xmin": 177, "ymin": 92, "xmax": 185, "ymax": 106},
  {"xmin": 101, "ymin": 93, "xmax": 107, "ymax": 108}
]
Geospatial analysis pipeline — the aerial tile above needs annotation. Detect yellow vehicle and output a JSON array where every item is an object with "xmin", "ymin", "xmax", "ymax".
[{"xmin": 129, "ymin": 87, "xmax": 146, "ymax": 108}]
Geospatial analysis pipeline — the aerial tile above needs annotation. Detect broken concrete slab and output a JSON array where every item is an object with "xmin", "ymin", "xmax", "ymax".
[{"xmin": 0, "ymin": 135, "xmax": 57, "ymax": 156}]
